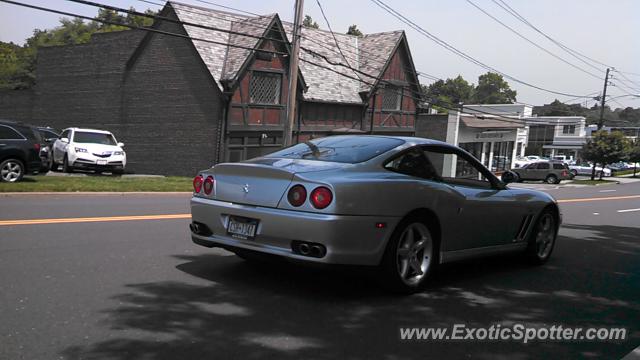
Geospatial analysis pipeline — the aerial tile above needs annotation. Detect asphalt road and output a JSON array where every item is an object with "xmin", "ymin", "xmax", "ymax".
[{"xmin": 1, "ymin": 183, "xmax": 639, "ymax": 359}]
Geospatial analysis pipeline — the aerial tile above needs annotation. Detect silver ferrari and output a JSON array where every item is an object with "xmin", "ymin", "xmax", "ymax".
[{"xmin": 190, "ymin": 135, "xmax": 560, "ymax": 292}]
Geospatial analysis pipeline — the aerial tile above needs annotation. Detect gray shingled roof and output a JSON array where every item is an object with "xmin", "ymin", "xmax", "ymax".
[{"xmin": 169, "ymin": 1, "xmax": 405, "ymax": 104}]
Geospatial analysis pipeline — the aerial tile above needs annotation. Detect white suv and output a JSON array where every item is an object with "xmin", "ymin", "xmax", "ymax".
[{"xmin": 51, "ymin": 128, "xmax": 126, "ymax": 174}]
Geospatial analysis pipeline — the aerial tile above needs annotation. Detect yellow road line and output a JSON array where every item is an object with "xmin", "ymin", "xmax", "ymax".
[
  {"xmin": 1, "ymin": 194, "xmax": 639, "ymax": 227},
  {"xmin": 557, "ymin": 194, "xmax": 640, "ymax": 203},
  {"xmin": 0, "ymin": 214, "xmax": 191, "ymax": 226}
]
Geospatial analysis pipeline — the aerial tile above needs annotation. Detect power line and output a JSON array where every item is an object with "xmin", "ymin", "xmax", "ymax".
[
  {"xmin": 466, "ymin": 0, "xmax": 603, "ymax": 80},
  {"xmin": 68, "ymin": 0, "xmax": 291, "ymax": 46},
  {"xmin": 491, "ymin": 0, "xmax": 637, "ymax": 80},
  {"xmin": 370, "ymin": 0, "xmax": 594, "ymax": 99},
  {"xmin": 2, "ymin": 0, "xmax": 288, "ymax": 55},
  {"xmin": 4, "ymin": 0, "xmax": 585, "ymax": 127},
  {"xmin": 314, "ymin": 0, "xmax": 363, "ymax": 82}
]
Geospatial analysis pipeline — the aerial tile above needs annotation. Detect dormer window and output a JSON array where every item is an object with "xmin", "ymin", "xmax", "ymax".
[
  {"xmin": 562, "ymin": 125, "xmax": 576, "ymax": 134},
  {"xmin": 250, "ymin": 71, "xmax": 282, "ymax": 105},
  {"xmin": 381, "ymin": 85, "xmax": 402, "ymax": 111}
]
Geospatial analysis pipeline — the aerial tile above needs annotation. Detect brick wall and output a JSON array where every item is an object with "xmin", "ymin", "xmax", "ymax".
[
  {"xmin": 0, "ymin": 21, "xmax": 224, "ymax": 176},
  {"xmin": 121, "ymin": 11, "xmax": 223, "ymax": 176},
  {"xmin": 0, "ymin": 90, "xmax": 34, "ymax": 122},
  {"xmin": 415, "ymin": 114, "xmax": 448, "ymax": 142}
]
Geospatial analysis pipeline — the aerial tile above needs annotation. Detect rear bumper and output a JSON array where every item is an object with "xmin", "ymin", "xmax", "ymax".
[{"xmin": 190, "ymin": 196, "xmax": 400, "ymax": 265}]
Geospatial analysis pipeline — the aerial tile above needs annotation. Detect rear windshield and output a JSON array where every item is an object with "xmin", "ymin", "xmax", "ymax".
[
  {"xmin": 265, "ymin": 136, "xmax": 405, "ymax": 163},
  {"xmin": 73, "ymin": 131, "xmax": 116, "ymax": 145}
]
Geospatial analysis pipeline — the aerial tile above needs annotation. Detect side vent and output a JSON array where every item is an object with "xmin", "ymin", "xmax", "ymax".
[{"xmin": 514, "ymin": 214, "xmax": 534, "ymax": 242}]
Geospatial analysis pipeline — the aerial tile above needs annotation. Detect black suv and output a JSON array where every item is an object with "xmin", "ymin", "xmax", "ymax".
[{"xmin": 0, "ymin": 120, "xmax": 45, "ymax": 182}]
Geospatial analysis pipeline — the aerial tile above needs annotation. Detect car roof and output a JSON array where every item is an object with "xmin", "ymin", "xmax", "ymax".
[
  {"xmin": 64, "ymin": 127, "xmax": 113, "ymax": 134},
  {"xmin": 318, "ymin": 135, "xmax": 455, "ymax": 148}
]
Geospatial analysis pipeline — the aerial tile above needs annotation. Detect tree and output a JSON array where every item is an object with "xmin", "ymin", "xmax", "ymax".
[
  {"xmin": 0, "ymin": 8, "xmax": 156, "ymax": 89},
  {"xmin": 302, "ymin": 15, "xmax": 319, "ymax": 29},
  {"xmin": 534, "ymin": 99, "xmax": 587, "ymax": 117},
  {"xmin": 473, "ymin": 72, "xmax": 516, "ymax": 104},
  {"xmin": 628, "ymin": 140, "xmax": 640, "ymax": 178},
  {"xmin": 422, "ymin": 75, "xmax": 474, "ymax": 112},
  {"xmin": 346, "ymin": 25, "xmax": 363, "ymax": 36},
  {"xmin": 581, "ymin": 131, "xmax": 631, "ymax": 180}
]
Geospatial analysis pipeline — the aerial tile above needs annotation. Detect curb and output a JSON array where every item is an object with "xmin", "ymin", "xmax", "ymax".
[{"xmin": 0, "ymin": 192, "xmax": 192, "ymax": 196}]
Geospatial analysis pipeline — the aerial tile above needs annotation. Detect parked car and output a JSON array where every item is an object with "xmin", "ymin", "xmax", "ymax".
[
  {"xmin": 511, "ymin": 161, "xmax": 572, "ymax": 184},
  {"xmin": 525, "ymin": 155, "xmax": 549, "ymax": 162},
  {"xmin": 35, "ymin": 126, "xmax": 60, "ymax": 172},
  {"xmin": 0, "ymin": 120, "xmax": 45, "ymax": 182},
  {"xmin": 551, "ymin": 155, "xmax": 575, "ymax": 165},
  {"xmin": 51, "ymin": 128, "xmax": 126, "ymax": 174},
  {"xmin": 607, "ymin": 162, "xmax": 634, "ymax": 175},
  {"xmin": 190, "ymin": 135, "xmax": 560, "ymax": 293},
  {"xmin": 568, "ymin": 163, "xmax": 611, "ymax": 177},
  {"xmin": 513, "ymin": 156, "xmax": 532, "ymax": 168}
]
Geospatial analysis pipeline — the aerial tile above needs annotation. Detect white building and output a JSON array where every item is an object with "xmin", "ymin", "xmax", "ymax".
[
  {"xmin": 464, "ymin": 104, "xmax": 587, "ymax": 162},
  {"xmin": 445, "ymin": 110, "xmax": 527, "ymax": 172}
]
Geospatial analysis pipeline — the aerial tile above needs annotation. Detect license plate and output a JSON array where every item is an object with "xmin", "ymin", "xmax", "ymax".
[
  {"xmin": 227, "ymin": 216, "xmax": 258, "ymax": 239},
  {"xmin": 97, "ymin": 160, "xmax": 107, "ymax": 165}
]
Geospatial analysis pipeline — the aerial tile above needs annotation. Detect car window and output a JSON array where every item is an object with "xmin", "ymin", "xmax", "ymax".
[
  {"xmin": 536, "ymin": 163, "xmax": 550, "ymax": 170},
  {"xmin": 0, "ymin": 125, "xmax": 25, "ymax": 140},
  {"xmin": 40, "ymin": 129, "xmax": 59, "ymax": 139},
  {"xmin": 422, "ymin": 146, "xmax": 493, "ymax": 189},
  {"xmin": 384, "ymin": 148, "xmax": 440, "ymax": 180},
  {"xmin": 266, "ymin": 136, "xmax": 404, "ymax": 164},
  {"xmin": 73, "ymin": 131, "xmax": 117, "ymax": 145},
  {"xmin": 552, "ymin": 163, "xmax": 566, "ymax": 170},
  {"xmin": 60, "ymin": 130, "xmax": 71, "ymax": 139}
]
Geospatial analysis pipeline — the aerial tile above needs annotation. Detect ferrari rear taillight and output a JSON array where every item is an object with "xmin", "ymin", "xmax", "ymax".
[
  {"xmin": 287, "ymin": 184, "xmax": 307, "ymax": 207},
  {"xmin": 310, "ymin": 186, "xmax": 333, "ymax": 209},
  {"xmin": 203, "ymin": 176, "xmax": 214, "ymax": 195},
  {"xmin": 193, "ymin": 175, "xmax": 204, "ymax": 193}
]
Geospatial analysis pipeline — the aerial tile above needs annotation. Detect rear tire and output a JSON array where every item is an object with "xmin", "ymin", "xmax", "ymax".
[
  {"xmin": 0, "ymin": 159, "xmax": 25, "ymax": 182},
  {"xmin": 545, "ymin": 174, "xmax": 559, "ymax": 184},
  {"xmin": 379, "ymin": 216, "xmax": 438, "ymax": 293},
  {"xmin": 525, "ymin": 210, "xmax": 557, "ymax": 265}
]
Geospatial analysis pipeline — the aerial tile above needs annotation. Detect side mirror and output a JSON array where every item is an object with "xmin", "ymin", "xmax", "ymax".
[
  {"xmin": 501, "ymin": 170, "xmax": 517, "ymax": 184},
  {"xmin": 60, "ymin": 137, "xmax": 69, "ymax": 144},
  {"xmin": 117, "ymin": 142, "xmax": 124, "ymax": 148}
]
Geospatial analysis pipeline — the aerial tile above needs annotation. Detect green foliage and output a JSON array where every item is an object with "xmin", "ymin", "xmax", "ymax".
[
  {"xmin": 422, "ymin": 75, "xmax": 474, "ymax": 112},
  {"xmin": 0, "ymin": 8, "xmax": 156, "ymax": 90},
  {"xmin": 346, "ymin": 25, "xmax": 363, "ymax": 37},
  {"xmin": 629, "ymin": 140, "xmax": 640, "ymax": 177},
  {"xmin": 473, "ymin": 72, "xmax": 517, "ymax": 104},
  {"xmin": 581, "ymin": 131, "xmax": 631, "ymax": 180},
  {"xmin": 534, "ymin": 100, "xmax": 640, "ymax": 126},
  {"xmin": 303, "ymin": 15, "xmax": 319, "ymax": 29},
  {"xmin": 421, "ymin": 72, "xmax": 516, "ymax": 112}
]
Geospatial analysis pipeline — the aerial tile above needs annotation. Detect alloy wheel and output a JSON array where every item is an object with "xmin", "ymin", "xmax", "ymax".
[
  {"xmin": 1, "ymin": 161, "xmax": 23, "ymax": 182},
  {"xmin": 535, "ymin": 213, "xmax": 555, "ymax": 259},
  {"xmin": 396, "ymin": 223, "xmax": 433, "ymax": 286}
]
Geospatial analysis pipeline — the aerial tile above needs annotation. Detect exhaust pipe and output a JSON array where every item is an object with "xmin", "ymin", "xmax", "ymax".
[
  {"xmin": 310, "ymin": 245, "xmax": 323, "ymax": 257},
  {"xmin": 190, "ymin": 222, "xmax": 213, "ymax": 236},
  {"xmin": 298, "ymin": 243, "xmax": 311, "ymax": 255}
]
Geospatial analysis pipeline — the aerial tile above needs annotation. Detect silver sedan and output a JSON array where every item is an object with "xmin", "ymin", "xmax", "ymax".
[{"xmin": 190, "ymin": 136, "xmax": 560, "ymax": 293}]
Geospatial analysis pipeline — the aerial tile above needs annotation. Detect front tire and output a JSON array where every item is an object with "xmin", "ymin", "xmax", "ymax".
[
  {"xmin": 570, "ymin": 169, "xmax": 578, "ymax": 177},
  {"xmin": 380, "ymin": 217, "xmax": 437, "ymax": 293},
  {"xmin": 63, "ymin": 155, "xmax": 73, "ymax": 173},
  {"xmin": 0, "ymin": 159, "xmax": 25, "ymax": 182},
  {"xmin": 545, "ymin": 174, "xmax": 559, "ymax": 184},
  {"xmin": 526, "ymin": 210, "xmax": 557, "ymax": 265}
]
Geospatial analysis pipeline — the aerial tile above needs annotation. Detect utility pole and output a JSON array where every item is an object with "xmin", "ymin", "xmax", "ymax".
[
  {"xmin": 597, "ymin": 68, "xmax": 610, "ymax": 130},
  {"xmin": 283, "ymin": 0, "xmax": 304, "ymax": 147}
]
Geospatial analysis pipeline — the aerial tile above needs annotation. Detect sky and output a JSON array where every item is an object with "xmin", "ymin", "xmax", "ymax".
[{"xmin": 1, "ymin": 0, "xmax": 639, "ymax": 109}]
